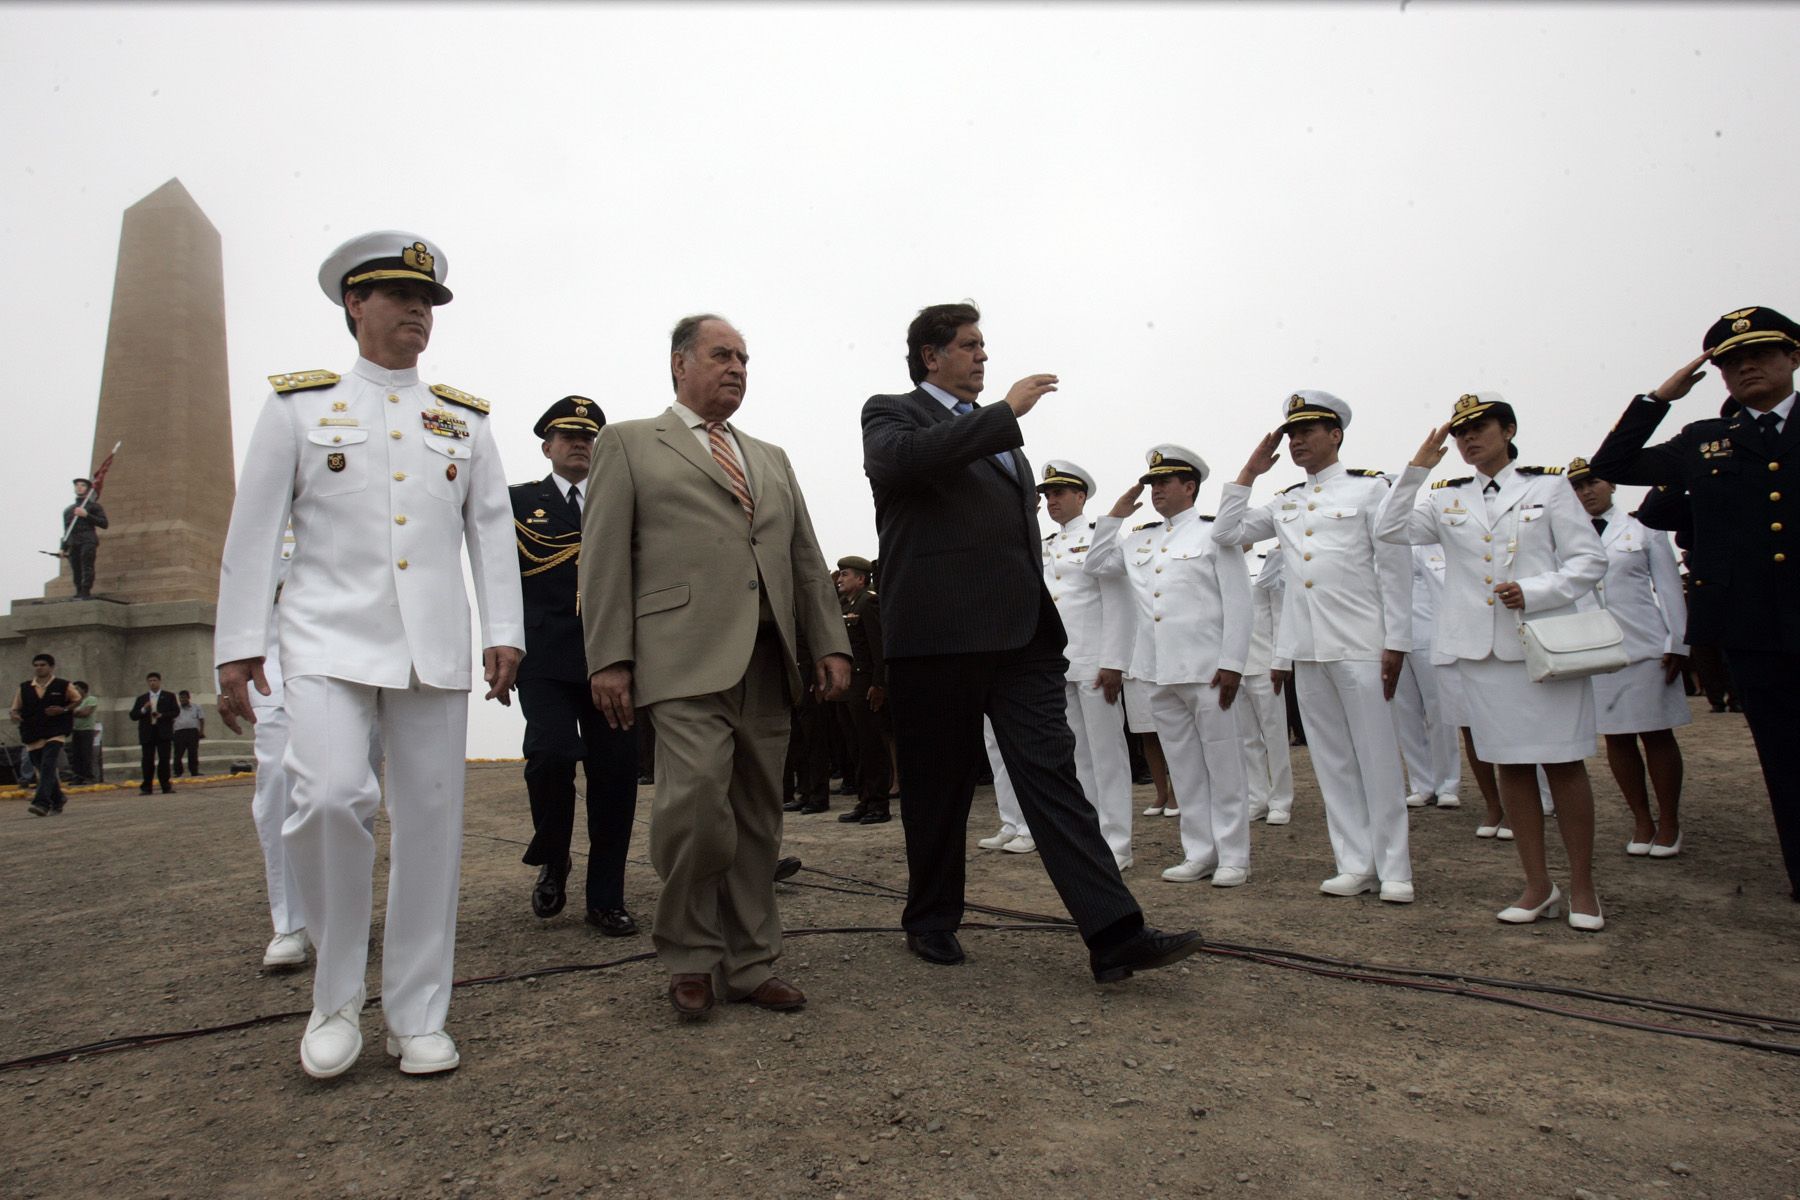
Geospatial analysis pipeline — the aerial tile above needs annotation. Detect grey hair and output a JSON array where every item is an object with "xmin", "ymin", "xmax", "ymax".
[{"xmin": 670, "ymin": 313, "xmax": 730, "ymax": 392}]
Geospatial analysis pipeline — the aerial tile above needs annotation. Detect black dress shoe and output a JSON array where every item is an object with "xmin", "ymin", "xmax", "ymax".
[
  {"xmin": 773, "ymin": 856, "xmax": 803, "ymax": 882},
  {"xmin": 587, "ymin": 907, "xmax": 640, "ymax": 937},
  {"xmin": 905, "ymin": 931, "xmax": 965, "ymax": 965},
  {"xmin": 139, "ymin": 786, "xmax": 152, "ymax": 795},
  {"xmin": 782, "ymin": 797, "xmax": 805, "ymax": 812},
  {"xmin": 531, "ymin": 858, "xmax": 571, "ymax": 919},
  {"xmin": 1089, "ymin": 926, "xmax": 1204, "ymax": 984},
  {"xmin": 859, "ymin": 805, "xmax": 891, "ymax": 825},
  {"xmin": 836, "ymin": 803, "xmax": 868, "ymax": 824}
]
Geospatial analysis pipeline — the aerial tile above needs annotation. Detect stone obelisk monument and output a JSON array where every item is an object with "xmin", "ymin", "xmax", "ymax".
[{"xmin": 1, "ymin": 179, "xmax": 247, "ymax": 780}]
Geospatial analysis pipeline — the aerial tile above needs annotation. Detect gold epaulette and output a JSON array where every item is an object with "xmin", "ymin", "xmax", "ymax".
[
  {"xmin": 1131, "ymin": 519, "xmax": 1164, "ymax": 532},
  {"xmin": 1347, "ymin": 468, "xmax": 1388, "ymax": 480},
  {"xmin": 431, "ymin": 383, "xmax": 490, "ymax": 415},
  {"xmin": 1516, "ymin": 465, "xmax": 1563, "ymax": 476},
  {"xmin": 269, "ymin": 369, "xmax": 341, "ymax": 393},
  {"xmin": 1279, "ymin": 481, "xmax": 1305, "ymax": 494},
  {"xmin": 1432, "ymin": 477, "xmax": 1473, "ymax": 490}
]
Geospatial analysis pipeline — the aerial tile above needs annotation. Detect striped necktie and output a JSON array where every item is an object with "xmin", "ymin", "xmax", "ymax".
[{"xmin": 706, "ymin": 421, "xmax": 755, "ymax": 521}]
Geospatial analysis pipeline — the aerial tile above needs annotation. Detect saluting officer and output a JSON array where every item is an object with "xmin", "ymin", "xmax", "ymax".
[
  {"xmin": 834, "ymin": 554, "xmax": 893, "ymax": 824},
  {"xmin": 1213, "ymin": 391, "xmax": 1416, "ymax": 903},
  {"xmin": 1038, "ymin": 459, "xmax": 1136, "ymax": 869},
  {"xmin": 215, "ymin": 231, "xmax": 524, "ymax": 1078},
  {"xmin": 1087, "ymin": 445, "xmax": 1253, "ymax": 886},
  {"xmin": 512, "ymin": 397, "xmax": 640, "ymax": 936},
  {"xmin": 1589, "ymin": 305, "xmax": 1800, "ymax": 901}
]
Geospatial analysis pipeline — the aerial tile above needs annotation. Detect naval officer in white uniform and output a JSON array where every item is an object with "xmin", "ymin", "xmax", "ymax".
[
  {"xmin": 1377, "ymin": 393, "xmax": 1606, "ymax": 930},
  {"xmin": 1213, "ymin": 392, "xmax": 1416, "ymax": 903},
  {"xmin": 215, "ymin": 231, "xmax": 525, "ymax": 1077},
  {"xmin": 1393, "ymin": 543, "xmax": 1464, "ymax": 811},
  {"xmin": 1567, "ymin": 456, "xmax": 1690, "ymax": 857},
  {"xmin": 1036, "ymin": 460, "xmax": 1136, "ymax": 868},
  {"xmin": 1239, "ymin": 547, "xmax": 1294, "ymax": 824},
  {"xmin": 1088, "ymin": 446, "xmax": 1253, "ymax": 885}
]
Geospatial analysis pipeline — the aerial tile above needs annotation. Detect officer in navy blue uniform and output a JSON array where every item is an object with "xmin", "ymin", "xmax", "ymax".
[
  {"xmin": 1589, "ymin": 305, "xmax": 1800, "ymax": 900},
  {"xmin": 512, "ymin": 396, "xmax": 640, "ymax": 935}
]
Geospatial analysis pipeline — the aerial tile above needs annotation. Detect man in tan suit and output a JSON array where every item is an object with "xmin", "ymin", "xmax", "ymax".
[{"xmin": 582, "ymin": 314, "xmax": 851, "ymax": 1021}]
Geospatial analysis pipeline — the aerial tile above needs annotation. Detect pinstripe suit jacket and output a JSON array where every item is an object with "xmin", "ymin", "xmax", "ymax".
[{"xmin": 861, "ymin": 387, "xmax": 1065, "ymax": 658}]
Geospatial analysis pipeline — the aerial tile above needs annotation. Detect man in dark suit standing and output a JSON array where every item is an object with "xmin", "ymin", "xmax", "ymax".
[
  {"xmin": 860, "ymin": 303, "xmax": 1200, "ymax": 981},
  {"xmin": 511, "ymin": 396, "xmax": 640, "ymax": 936},
  {"xmin": 129, "ymin": 671, "xmax": 179, "ymax": 794},
  {"xmin": 1589, "ymin": 305, "xmax": 1800, "ymax": 900}
]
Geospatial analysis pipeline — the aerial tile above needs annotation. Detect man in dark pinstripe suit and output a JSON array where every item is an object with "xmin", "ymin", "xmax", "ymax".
[{"xmin": 860, "ymin": 303, "xmax": 1202, "ymax": 983}]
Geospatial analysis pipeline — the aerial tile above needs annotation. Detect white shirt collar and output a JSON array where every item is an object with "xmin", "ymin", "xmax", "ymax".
[
  {"xmin": 549, "ymin": 472, "xmax": 582, "ymax": 500},
  {"xmin": 1164, "ymin": 506, "xmax": 1195, "ymax": 530},
  {"xmin": 1477, "ymin": 461, "xmax": 1517, "ymax": 490},
  {"xmin": 1307, "ymin": 460, "xmax": 1347, "ymax": 485},
  {"xmin": 919, "ymin": 381, "xmax": 965, "ymax": 412},
  {"xmin": 351, "ymin": 356, "xmax": 420, "ymax": 387},
  {"xmin": 671, "ymin": 399, "xmax": 717, "ymax": 431},
  {"xmin": 1771, "ymin": 393, "xmax": 1798, "ymax": 424},
  {"xmin": 1057, "ymin": 512, "xmax": 1089, "ymax": 532}
]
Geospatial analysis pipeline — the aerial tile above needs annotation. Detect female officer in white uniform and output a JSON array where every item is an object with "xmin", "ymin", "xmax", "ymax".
[
  {"xmin": 1377, "ymin": 394, "xmax": 1608, "ymax": 930},
  {"xmin": 1567, "ymin": 457, "xmax": 1690, "ymax": 857}
]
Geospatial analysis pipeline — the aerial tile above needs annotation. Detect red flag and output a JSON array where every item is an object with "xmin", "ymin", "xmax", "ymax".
[{"xmin": 88, "ymin": 442, "xmax": 121, "ymax": 498}]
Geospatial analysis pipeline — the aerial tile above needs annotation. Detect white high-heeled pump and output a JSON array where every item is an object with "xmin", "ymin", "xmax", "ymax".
[
  {"xmin": 1648, "ymin": 832, "xmax": 1683, "ymax": 859},
  {"xmin": 1496, "ymin": 884, "xmax": 1562, "ymax": 924},
  {"xmin": 1625, "ymin": 838, "xmax": 1652, "ymax": 856},
  {"xmin": 1567, "ymin": 900, "xmax": 1605, "ymax": 932}
]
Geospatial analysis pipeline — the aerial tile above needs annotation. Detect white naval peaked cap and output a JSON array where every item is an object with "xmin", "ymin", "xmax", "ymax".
[
  {"xmin": 1036, "ymin": 459, "xmax": 1097, "ymax": 495},
  {"xmin": 1281, "ymin": 389, "xmax": 1351, "ymax": 431},
  {"xmin": 1139, "ymin": 444, "xmax": 1209, "ymax": 486},
  {"xmin": 318, "ymin": 230, "xmax": 453, "ymax": 306}
]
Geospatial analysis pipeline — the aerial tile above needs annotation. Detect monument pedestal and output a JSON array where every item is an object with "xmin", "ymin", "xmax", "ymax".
[{"xmin": 0, "ymin": 597, "xmax": 250, "ymax": 774}]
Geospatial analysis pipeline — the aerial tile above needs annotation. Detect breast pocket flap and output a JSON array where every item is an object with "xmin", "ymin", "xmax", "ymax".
[{"xmin": 306, "ymin": 428, "xmax": 370, "ymax": 447}]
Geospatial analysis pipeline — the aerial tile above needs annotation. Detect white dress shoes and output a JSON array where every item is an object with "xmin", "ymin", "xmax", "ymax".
[
  {"xmin": 1247, "ymin": 801, "xmax": 1270, "ymax": 821},
  {"xmin": 386, "ymin": 1030, "xmax": 460, "ymax": 1075},
  {"xmin": 1434, "ymin": 794, "xmax": 1461, "ymax": 809},
  {"xmin": 1625, "ymin": 838, "xmax": 1653, "ymax": 856},
  {"xmin": 1264, "ymin": 809, "xmax": 1291, "ymax": 826},
  {"xmin": 1567, "ymin": 901, "xmax": 1605, "ymax": 932},
  {"xmin": 1142, "ymin": 805, "xmax": 1164, "ymax": 817},
  {"xmin": 1211, "ymin": 866, "xmax": 1250, "ymax": 888},
  {"xmin": 1379, "ymin": 881, "xmax": 1415, "ymax": 904},
  {"xmin": 262, "ymin": 929, "xmax": 310, "ymax": 968},
  {"xmin": 1161, "ymin": 807, "xmax": 1181, "ymax": 818},
  {"xmin": 1475, "ymin": 823, "xmax": 1502, "ymax": 838},
  {"xmin": 1001, "ymin": 834, "xmax": 1037, "ymax": 854},
  {"xmin": 1496, "ymin": 885, "xmax": 1562, "ymax": 924},
  {"xmin": 1319, "ymin": 872, "xmax": 1376, "ymax": 897},
  {"xmin": 1648, "ymin": 833, "xmax": 1683, "ymax": 859},
  {"xmin": 977, "ymin": 827, "xmax": 1017, "ymax": 850},
  {"xmin": 1161, "ymin": 858, "xmax": 1217, "ymax": 883},
  {"xmin": 1405, "ymin": 792, "xmax": 1431, "ymax": 808},
  {"xmin": 1496, "ymin": 826, "xmax": 1514, "ymax": 841},
  {"xmin": 299, "ymin": 990, "xmax": 365, "ymax": 1079}
]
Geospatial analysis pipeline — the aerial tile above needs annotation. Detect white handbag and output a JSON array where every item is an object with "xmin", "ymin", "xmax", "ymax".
[{"xmin": 1516, "ymin": 604, "xmax": 1628, "ymax": 683}]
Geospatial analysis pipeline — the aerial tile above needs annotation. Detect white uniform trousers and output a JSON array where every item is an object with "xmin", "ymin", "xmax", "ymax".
[
  {"xmin": 1293, "ymin": 660, "xmax": 1412, "ymax": 883},
  {"xmin": 1392, "ymin": 656, "xmax": 1461, "ymax": 799},
  {"xmin": 1148, "ymin": 682, "xmax": 1251, "ymax": 869},
  {"xmin": 249, "ymin": 705, "xmax": 305, "ymax": 937},
  {"xmin": 984, "ymin": 717, "xmax": 1029, "ymax": 838},
  {"xmin": 1238, "ymin": 672, "xmax": 1293, "ymax": 818},
  {"xmin": 283, "ymin": 674, "xmax": 468, "ymax": 1036},
  {"xmin": 1066, "ymin": 679, "xmax": 1133, "ymax": 860}
]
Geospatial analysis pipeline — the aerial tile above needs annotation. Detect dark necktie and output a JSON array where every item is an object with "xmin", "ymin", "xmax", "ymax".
[
  {"xmin": 1483, "ymin": 480, "xmax": 1499, "ymax": 495},
  {"xmin": 567, "ymin": 484, "xmax": 582, "ymax": 521},
  {"xmin": 952, "ymin": 400, "xmax": 1015, "ymax": 477},
  {"xmin": 1757, "ymin": 411, "xmax": 1782, "ymax": 443},
  {"xmin": 1592, "ymin": 517, "xmax": 1607, "ymax": 536}
]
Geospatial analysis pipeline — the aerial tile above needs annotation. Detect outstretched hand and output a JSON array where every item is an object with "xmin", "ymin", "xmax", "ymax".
[{"xmin": 1002, "ymin": 374, "xmax": 1060, "ymax": 418}]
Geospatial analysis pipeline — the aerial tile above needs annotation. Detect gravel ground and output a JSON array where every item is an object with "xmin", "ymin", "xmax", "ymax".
[{"xmin": 2, "ymin": 696, "xmax": 1797, "ymax": 1200}]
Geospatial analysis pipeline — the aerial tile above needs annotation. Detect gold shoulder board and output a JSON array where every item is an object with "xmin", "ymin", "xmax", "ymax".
[
  {"xmin": 269, "ymin": 369, "xmax": 341, "ymax": 394},
  {"xmin": 430, "ymin": 383, "xmax": 491, "ymax": 415},
  {"xmin": 1431, "ymin": 477, "xmax": 1472, "ymax": 490}
]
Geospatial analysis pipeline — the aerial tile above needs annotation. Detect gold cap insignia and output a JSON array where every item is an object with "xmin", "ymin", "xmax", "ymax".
[
  {"xmin": 575, "ymin": 405, "xmax": 589, "ymax": 417},
  {"xmin": 1456, "ymin": 394, "xmax": 1481, "ymax": 411},
  {"xmin": 327, "ymin": 452, "xmax": 346, "ymax": 472},
  {"xmin": 1569, "ymin": 456, "xmax": 1589, "ymax": 470},
  {"xmin": 332, "ymin": 401, "xmax": 347, "ymax": 412},
  {"xmin": 1723, "ymin": 308, "xmax": 1757, "ymax": 321},
  {"xmin": 1287, "ymin": 394, "xmax": 1304, "ymax": 412},
  {"xmin": 402, "ymin": 241, "xmax": 436, "ymax": 276},
  {"xmin": 1150, "ymin": 450, "xmax": 1164, "ymax": 465},
  {"xmin": 1043, "ymin": 465, "xmax": 1056, "ymax": 480},
  {"xmin": 1732, "ymin": 318, "xmax": 1752, "ymax": 334}
]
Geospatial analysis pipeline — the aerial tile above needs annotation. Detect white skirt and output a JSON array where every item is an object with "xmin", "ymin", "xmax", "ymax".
[
  {"xmin": 1591, "ymin": 657, "xmax": 1694, "ymax": 735},
  {"xmin": 1123, "ymin": 676, "xmax": 1157, "ymax": 734},
  {"xmin": 1434, "ymin": 661, "xmax": 1468, "ymax": 728},
  {"xmin": 1457, "ymin": 656, "xmax": 1597, "ymax": 765}
]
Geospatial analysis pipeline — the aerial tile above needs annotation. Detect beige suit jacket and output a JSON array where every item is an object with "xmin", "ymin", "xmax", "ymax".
[{"xmin": 580, "ymin": 407, "xmax": 849, "ymax": 707}]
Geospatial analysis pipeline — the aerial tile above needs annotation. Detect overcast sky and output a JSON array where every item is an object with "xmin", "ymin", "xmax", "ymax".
[{"xmin": 4, "ymin": 1, "xmax": 1795, "ymax": 756}]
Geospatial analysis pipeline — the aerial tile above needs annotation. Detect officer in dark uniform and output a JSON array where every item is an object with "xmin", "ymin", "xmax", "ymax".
[
  {"xmin": 1589, "ymin": 305, "xmax": 1800, "ymax": 900},
  {"xmin": 833, "ymin": 554, "xmax": 893, "ymax": 824},
  {"xmin": 783, "ymin": 638, "xmax": 834, "ymax": 814},
  {"xmin": 511, "ymin": 396, "xmax": 640, "ymax": 935},
  {"xmin": 63, "ymin": 478, "xmax": 108, "ymax": 599}
]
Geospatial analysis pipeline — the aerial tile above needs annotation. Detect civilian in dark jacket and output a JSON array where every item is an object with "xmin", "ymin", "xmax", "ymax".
[{"xmin": 129, "ymin": 671, "xmax": 179, "ymax": 794}]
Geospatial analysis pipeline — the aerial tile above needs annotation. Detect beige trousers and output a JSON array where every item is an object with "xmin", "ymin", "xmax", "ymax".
[{"xmin": 645, "ymin": 631, "xmax": 791, "ymax": 996}]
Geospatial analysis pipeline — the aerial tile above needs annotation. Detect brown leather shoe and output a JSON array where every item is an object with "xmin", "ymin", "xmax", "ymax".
[
  {"xmin": 668, "ymin": 973, "xmax": 715, "ymax": 1021},
  {"xmin": 737, "ymin": 976, "xmax": 807, "ymax": 1011}
]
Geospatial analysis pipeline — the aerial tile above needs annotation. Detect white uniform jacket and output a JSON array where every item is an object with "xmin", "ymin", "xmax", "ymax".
[
  {"xmin": 1086, "ymin": 509, "xmax": 1251, "ymax": 687},
  {"xmin": 1212, "ymin": 462, "xmax": 1411, "ymax": 663},
  {"xmin": 1410, "ymin": 545, "xmax": 1453, "ymax": 664},
  {"xmin": 1247, "ymin": 550, "xmax": 1286, "ymax": 675},
  {"xmin": 215, "ymin": 357, "xmax": 525, "ymax": 691},
  {"xmin": 1376, "ymin": 463, "xmax": 1604, "ymax": 664},
  {"xmin": 1576, "ymin": 506, "xmax": 1689, "ymax": 663},
  {"xmin": 1043, "ymin": 516, "xmax": 1133, "ymax": 681}
]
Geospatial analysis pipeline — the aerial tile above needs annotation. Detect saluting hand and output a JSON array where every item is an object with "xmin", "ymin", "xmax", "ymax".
[
  {"xmin": 1002, "ymin": 374, "xmax": 1059, "ymax": 418},
  {"xmin": 1649, "ymin": 354, "xmax": 1710, "ymax": 404},
  {"xmin": 1410, "ymin": 422, "xmax": 1454, "ymax": 470},
  {"xmin": 1235, "ymin": 430, "xmax": 1285, "ymax": 486},
  {"xmin": 1108, "ymin": 482, "xmax": 1145, "ymax": 519}
]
